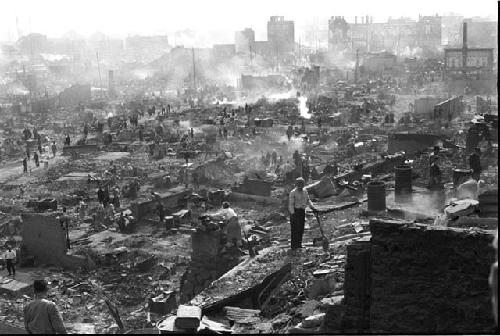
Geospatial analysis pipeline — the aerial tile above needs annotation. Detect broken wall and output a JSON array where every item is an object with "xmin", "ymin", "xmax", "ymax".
[
  {"xmin": 131, "ymin": 187, "xmax": 192, "ymax": 220},
  {"xmin": 21, "ymin": 213, "xmax": 85, "ymax": 269},
  {"xmin": 333, "ymin": 154, "xmax": 405, "ymax": 182},
  {"xmin": 62, "ymin": 144, "xmax": 99, "ymax": 155},
  {"xmin": 343, "ymin": 219, "xmax": 497, "ymax": 334},
  {"xmin": 340, "ymin": 237, "xmax": 371, "ymax": 332},
  {"xmin": 180, "ymin": 230, "xmax": 240, "ymax": 303},
  {"xmin": 387, "ymin": 134, "xmax": 456, "ymax": 154},
  {"xmin": 232, "ymin": 179, "xmax": 272, "ymax": 197}
]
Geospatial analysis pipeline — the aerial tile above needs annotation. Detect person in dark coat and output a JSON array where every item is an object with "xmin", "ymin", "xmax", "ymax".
[
  {"xmin": 97, "ymin": 187, "xmax": 105, "ymax": 204},
  {"xmin": 102, "ymin": 187, "xmax": 110, "ymax": 207},
  {"xmin": 469, "ymin": 147, "xmax": 482, "ymax": 181},
  {"xmin": 22, "ymin": 157, "xmax": 28, "ymax": 173},
  {"xmin": 33, "ymin": 151, "xmax": 39, "ymax": 167}
]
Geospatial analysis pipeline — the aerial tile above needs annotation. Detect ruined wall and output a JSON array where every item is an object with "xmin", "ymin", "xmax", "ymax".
[
  {"xmin": 21, "ymin": 213, "xmax": 85, "ymax": 269},
  {"xmin": 232, "ymin": 179, "xmax": 272, "ymax": 197},
  {"xmin": 62, "ymin": 144, "xmax": 99, "ymax": 155},
  {"xmin": 369, "ymin": 219, "xmax": 496, "ymax": 334},
  {"xmin": 180, "ymin": 230, "xmax": 240, "ymax": 303},
  {"xmin": 341, "ymin": 237, "xmax": 371, "ymax": 332},
  {"xmin": 333, "ymin": 154, "xmax": 405, "ymax": 183},
  {"xmin": 131, "ymin": 187, "xmax": 192, "ymax": 220},
  {"xmin": 447, "ymin": 79, "xmax": 496, "ymax": 95}
]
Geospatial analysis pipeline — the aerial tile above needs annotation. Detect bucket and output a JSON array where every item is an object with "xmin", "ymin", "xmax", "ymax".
[
  {"xmin": 367, "ymin": 181, "xmax": 386, "ymax": 211},
  {"xmin": 395, "ymin": 165, "xmax": 412, "ymax": 202},
  {"xmin": 453, "ymin": 169, "xmax": 471, "ymax": 187}
]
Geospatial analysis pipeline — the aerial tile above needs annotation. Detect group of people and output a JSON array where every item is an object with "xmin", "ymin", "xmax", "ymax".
[
  {"xmin": 22, "ymin": 127, "xmax": 58, "ymax": 173},
  {"xmin": 260, "ymin": 149, "xmax": 280, "ymax": 168},
  {"xmin": 95, "ymin": 184, "xmax": 121, "ymax": 229}
]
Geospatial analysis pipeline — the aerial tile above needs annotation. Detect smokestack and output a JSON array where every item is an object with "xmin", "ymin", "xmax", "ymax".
[
  {"xmin": 108, "ymin": 70, "xmax": 115, "ymax": 97},
  {"xmin": 355, "ymin": 16, "xmax": 358, "ymax": 24},
  {"xmin": 462, "ymin": 22, "xmax": 467, "ymax": 49},
  {"xmin": 361, "ymin": 16, "xmax": 364, "ymax": 24}
]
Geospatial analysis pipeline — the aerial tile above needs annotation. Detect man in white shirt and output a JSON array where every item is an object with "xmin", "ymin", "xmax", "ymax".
[
  {"xmin": 288, "ymin": 178, "xmax": 317, "ymax": 251},
  {"xmin": 216, "ymin": 202, "xmax": 241, "ymax": 246},
  {"xmin": 3, "ymin": 245, "xmax": 16, "ymax": 276}
]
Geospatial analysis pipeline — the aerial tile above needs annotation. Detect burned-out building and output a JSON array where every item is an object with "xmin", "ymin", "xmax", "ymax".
[
  {"xmin": 416, "ymin": 15, "xmax": 443, "ymax": 56},
  {"xmin": 267, "ymin": 16, "xmax": 295, "ymax": 56},
  {"xmin": 328, "ymin": 16, "xmax": 350, "ymax": 52},
  {"xmin": 235, "ymin": 28, "xmax": 255, "ymax": 55},
  {"xmin": 362, "ymin": 51, "xmax": 397, "ymax": 74},
  {"xmin": 444, "ymin": 22, "xmax": 495, "ymax": 79}
]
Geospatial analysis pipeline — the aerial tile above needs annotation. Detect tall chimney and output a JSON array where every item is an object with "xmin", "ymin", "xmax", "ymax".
[
  {"xmin": 462, "ymin": 22, "xmax": 468, "ymax": 72},
  {"xmin": 462, "ymin": 22, "xmax": 467, "ymax": 49},
  {"xmin": 108, "ymin": 70, "xmax": 115, "ymax": 97},
  {"xmin": 355, "ymin": 16, "xmax": 358, "ymax": 24}
]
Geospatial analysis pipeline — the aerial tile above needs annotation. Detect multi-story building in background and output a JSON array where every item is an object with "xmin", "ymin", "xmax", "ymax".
[
  {"xmin": 328, "ymin": 16, "xmax": 350, "ymax": 53},
  {"xmin": 234, "ymin": 28, "xmax": 255, "ymax": 55},
  {"xmin": 125, "ymin": 35, "xmax": 170, "ymax": 54},
  {"xmin": 267, "ymin": 16, "xmax": 295, "ymax": 55},
  {"xmin": 416, "ymin": 15, "xmax": 442, "ymax": 56}
]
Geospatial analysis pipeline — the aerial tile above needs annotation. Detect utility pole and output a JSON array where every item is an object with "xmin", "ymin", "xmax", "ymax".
[
  {"xmin": 249, "ymin": 44, "xmax": 253, "ymax": 66},
  {"xmin": 298, "ymin": 38, "xmax": 301, "ymax": 67},
  {"xmin": 96, "ymin": 52, "xmax": 103, "ymax": 98},
  {"xmin": 192, "ymin": 47, "xmax": 196, "ymax": 91}
]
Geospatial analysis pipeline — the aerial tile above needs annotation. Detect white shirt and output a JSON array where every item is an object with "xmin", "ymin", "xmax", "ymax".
[
  {"xmin": 457, "ymin": 179, "xmax": 479, "ymax": 200},
  {"xmin": 289, "ymin": 188, "xmax": 312, "ymax": 214},
  {"xmin": 218, "ymin": 207, "xmax": 237, "ymax": 220},
  {"xmin": 4, "ymin": 250, "xmax": 16, "ymax": 260}
]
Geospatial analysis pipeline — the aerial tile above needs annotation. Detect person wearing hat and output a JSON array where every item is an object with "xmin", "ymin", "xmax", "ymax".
[
  {"xmin": 216, "ymin": 202, "xmax": 242, "ymax": 247},
  {"xmin": 288, "ymin": 177, "xmax": 317, "ymax": 252},
  {"xmin": 24, "ymin": 279, "xmax": 67, "ymax": 334},
  {"xmin": 3, "ymin": 245, "xmax": 16, "ymax": 276}
]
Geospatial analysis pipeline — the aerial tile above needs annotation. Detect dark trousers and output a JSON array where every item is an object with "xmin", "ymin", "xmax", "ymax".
[
  {"xmin": 472, "ymin": 169, "xmax": 481, "ymax": 181},
  {"xmin": 6, "ymin": 259, "xmax": 15, "ymax": 275},
  {"xmin": 290, "ymin": 208, "xmax": 306, "ymax": 249}
]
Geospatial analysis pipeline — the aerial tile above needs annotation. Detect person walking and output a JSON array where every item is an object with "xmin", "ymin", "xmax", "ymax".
[
  {"xmin": 24, "ymin": 279, "xmax": 67, "ymax": 334},
  {"xmin": 3, "ymin": 245, "xmax": 16, "ymax": 277},
  {"xmin": 288, "ymin": 177, "xmax": 316, "ymax": 253},
  {"xmin": 34, "ymin": 151, "xmax": 39, "ymax": 167},
  {"xmin": 51, "ymin": 141, "xmax": 57, "ymax": 157},
  {"xmin": 23, "ymin": 157, "xmax": 28, "ymax": 173},
  {"xmin": 469, "ymin": 147, "xmax": 482, "ymax": 181}
]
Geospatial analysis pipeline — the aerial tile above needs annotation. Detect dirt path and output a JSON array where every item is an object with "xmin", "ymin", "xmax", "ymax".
[{"xmin": 0, "ymin": 154, "xmax": 67, "ymax": 185}]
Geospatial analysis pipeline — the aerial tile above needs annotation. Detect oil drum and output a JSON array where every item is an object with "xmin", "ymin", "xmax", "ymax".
[{"xmin": 367, "ymin": 181, "xmax": 386, "ymax": 212}]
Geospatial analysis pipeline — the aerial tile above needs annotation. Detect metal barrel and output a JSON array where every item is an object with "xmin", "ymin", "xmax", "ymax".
[
  {"xmin": 395, "ymin": 165, "xmax": 412, "ymax": 203},
  {"xmin": 367, "ymin": 181, "xmax": 386, "ymax": 212},
  {"xmin": 453, "ymin": 168, "xmax": 471, "ymax": 187}
]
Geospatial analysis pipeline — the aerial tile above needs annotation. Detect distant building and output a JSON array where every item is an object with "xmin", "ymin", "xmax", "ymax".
[
  {"xmin": 441, "ymin": 15, "xmax": 464, "ymax": 46},
  {"xmin": 235, "ymin": 28, "xmax": 255, "ymax": 55},
  {"xmin": 349, "ymin": 16, "xmax": 373, "ymax": 53},
  {"xmin": 253, "ymin": 41, "xmax": 271, "ymax": 56},
  {"xmin": 125, "ymin": 35, "xmax": 170, "ymax": 53},
  {"xmin": 362, "ymin": 51, "xmax": 397, "ymax": 74},
  {"xmin": 88, "ymin": 32, "xmax": 124, "ymax": 56},
  {"xmin": 267, "ymin": 16, "xmax": 295, "ymax": 55},
  {"xmin": 213, "ymin": 44, "xmax": 235, "ymax": 59},
  {"xmin": 240, "ymin": 74, "xmax": 287, "ymax": 91},
  {"xmin": 444, "ymin": 22, "xmax": 494, "ymax": 78},
  {"xmin": 58, "ymin": 84, "xmax": 91, "ymax": 107},
  {"xmin": 328, "ymin": 16, "xmax": 350, "ymax": 52},
  {"xmin": 382, "ymin": 17, "xmax": 417, "ymax": 55},
  {"xmin": 416, "ymin": 15, "xmax": 442, "ymax": 56},
  {"xmin": 17, "ymin": 33, "xmax": 49, "ymax": 54}
]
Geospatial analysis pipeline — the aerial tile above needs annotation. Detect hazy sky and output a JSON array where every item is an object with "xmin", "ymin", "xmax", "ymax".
[{"xmin": 0, "ymin": 0, "xmax": 497, "ymax": 43}]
